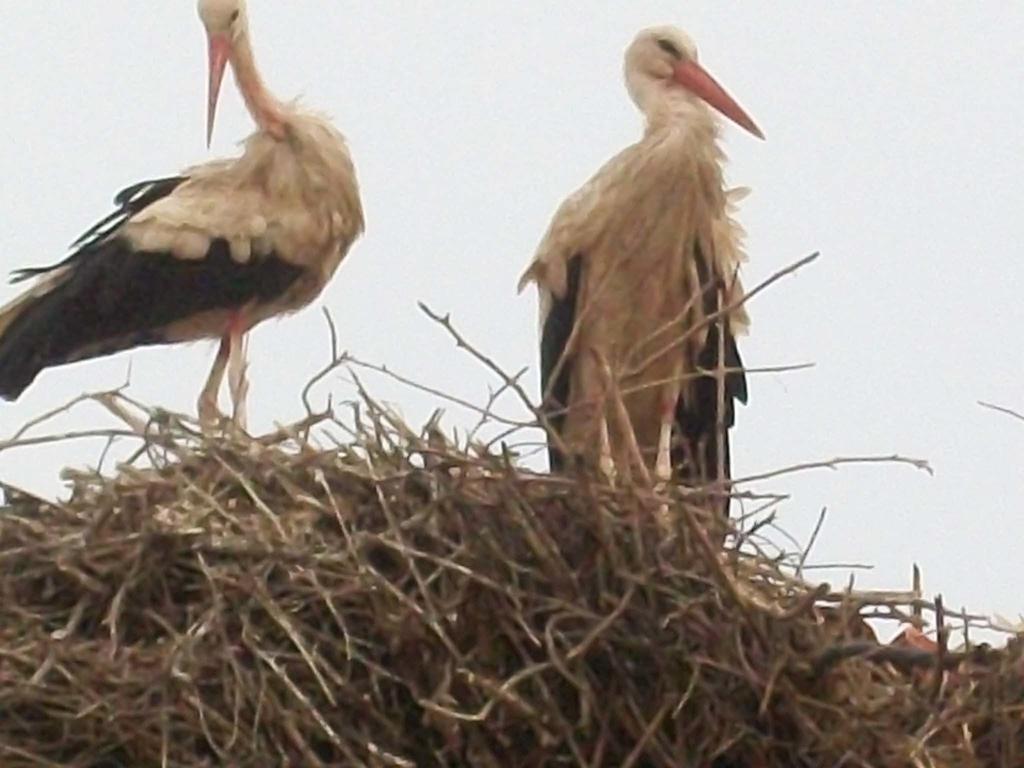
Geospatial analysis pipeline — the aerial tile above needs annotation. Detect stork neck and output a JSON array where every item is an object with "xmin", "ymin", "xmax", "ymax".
[
  {"xmin": 230, "ymin": 34, "xmax": 288, "ymax": 140},
  {"xmin": 644, "ymin": 90, "xmax": 717, "ymax": 141}
]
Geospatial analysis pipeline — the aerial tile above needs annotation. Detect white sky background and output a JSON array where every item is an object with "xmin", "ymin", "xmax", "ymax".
[{"xmin": 1, "ymin": 3, "xmax": 1022, "ymax": 629}]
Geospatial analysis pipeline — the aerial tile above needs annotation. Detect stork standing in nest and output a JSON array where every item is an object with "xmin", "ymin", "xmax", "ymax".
[
  {"xmin": 519, "ymin": 26, "xmax": 762, "ymax": 512},
  {"xmin": 0, "ymin": 0, "xmax": 364, "ymax": 428}
]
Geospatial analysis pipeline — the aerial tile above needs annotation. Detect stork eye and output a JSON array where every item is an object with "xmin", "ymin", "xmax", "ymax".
[
  {"xmin": 657, "ymin": 39, "xmax": 683, "ymax": 59},
  {"xmin": 230, "ymin": 10, "xmax": 240, "ymax": 22}
]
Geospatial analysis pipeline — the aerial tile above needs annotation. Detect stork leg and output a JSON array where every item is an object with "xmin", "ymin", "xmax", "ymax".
[
  {"xmin": 655, "ymin": 417, "xmax": 673, "ymax": 483},
  {"xmin": 198, "ymin": 335, "xmax": 230, "ymax": 429},
  {"xmin": 227, "ymin": 322, "xmax": 250, "ymax": 431},
  {"xmin": 596, "ymin": 354, "xmax": 650, "ymax": 487},
  {"xmin": 656, "ymin": 363, "xmax": 684, "ymax": 483},
  {"xmin": 598, "ymin": 414, "xmax": 616, "ymax": 485},
  {"xmin": 655, "ymin": 386, "xmax": 680, "ymax": 483}
]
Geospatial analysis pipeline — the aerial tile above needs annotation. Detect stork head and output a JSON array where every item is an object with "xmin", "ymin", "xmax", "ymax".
[
  {"xmin": 198, "ymin": 0, "xmax": 249, "ymax": 147},
  {"xmin": 624, "ymin": 26, "xmax": 763, "ymax": 140}
]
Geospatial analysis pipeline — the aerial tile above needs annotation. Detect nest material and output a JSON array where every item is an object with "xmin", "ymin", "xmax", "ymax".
[{"xmin": 0, "ymin": 409, "xmax": 1021, "ymax": 768}]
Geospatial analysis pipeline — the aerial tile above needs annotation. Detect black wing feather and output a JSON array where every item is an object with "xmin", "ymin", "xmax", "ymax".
[
  {"xmin": 11, "ymin": 176, "xmax": 188, "ymax": 284},
  {"xmin": 0, "ymin": 176, "xmax": 303, "ymax": 400},
  {"xmin": 672, "ymin": 242, "xmax": 748, "ymax": 513},
  {"xmin": 539, "ymin": 255, "xmax": 583, "ymax": 472},
  {"xmin": 0, "ymin": 238, "xmax": 303, "ymax": 400},
  {"xmin": 538, "ymin": 245, "xmax": 747, "ymax": 508}
]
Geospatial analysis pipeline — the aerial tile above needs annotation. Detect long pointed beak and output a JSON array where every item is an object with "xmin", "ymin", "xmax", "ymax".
[
  {"xmin": 673, "ymin": 59, "xmax": 764, "ymax": 140},
  {"xmin": 206, "ymin": 34, "xmax": 232, "ymax": 148}
]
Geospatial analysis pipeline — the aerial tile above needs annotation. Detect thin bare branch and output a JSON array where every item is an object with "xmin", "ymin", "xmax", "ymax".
[{"xmin": 978, "ymin": 400, "xmax": 1024, "ymax": 424}]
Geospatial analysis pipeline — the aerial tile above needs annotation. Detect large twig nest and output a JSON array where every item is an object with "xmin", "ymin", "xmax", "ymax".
[{"xmin": 0, "ymin": 395, "xmax": 1020, "ymax": 768}]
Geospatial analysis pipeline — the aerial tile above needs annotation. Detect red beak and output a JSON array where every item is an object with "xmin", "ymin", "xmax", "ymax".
[
  {"xmin": 207, "ymin": 34, "xmax": 232, "ymax": 148},
  {"xmin": 673, "ymin": 59, "xmax": 764, "ymax": 140}
]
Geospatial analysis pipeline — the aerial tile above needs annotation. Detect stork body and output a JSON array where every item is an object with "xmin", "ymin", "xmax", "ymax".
[
  {"xmin": 0, "ymin": 0, "xmax": 363, "ymax": 426},
  {"xmin": 519, "ymin": 26, "xmax": 761, "ymax": 511}
]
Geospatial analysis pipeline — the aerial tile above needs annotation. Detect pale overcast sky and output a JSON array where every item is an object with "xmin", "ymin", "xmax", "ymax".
[{"xmin": 1, "ymin": 3, "xmax": 1022, "ymax": 629}]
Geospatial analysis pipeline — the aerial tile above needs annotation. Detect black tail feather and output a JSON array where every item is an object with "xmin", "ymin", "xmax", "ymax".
[{"xmin": 540, "ymin": 255, "xmax": 584, "ymax": 473}]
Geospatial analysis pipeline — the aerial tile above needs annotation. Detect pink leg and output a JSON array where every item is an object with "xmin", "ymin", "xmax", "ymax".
[
  {"xmin": 655, "ymin": 392, "xmax": 676, "ymax": 483},
  {"xmin": 197, "ymin": 335, "xmax": 230, "ymax": 428},
  {"xmin": 598, "ymin": 413, "xmax": 615, "ymax": 484},
  {"xmin": 226, "ymin": 314, "xmax": 250, "ymax": 430}
]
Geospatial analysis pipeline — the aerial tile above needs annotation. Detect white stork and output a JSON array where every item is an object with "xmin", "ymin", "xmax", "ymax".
[
  {"xmin": 0, "ymin": 0, "xmax": 363, "ymax": 427},
  {"xmin": 518, "ymin": 26, "xmax": 762, "ymax": 512}
]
